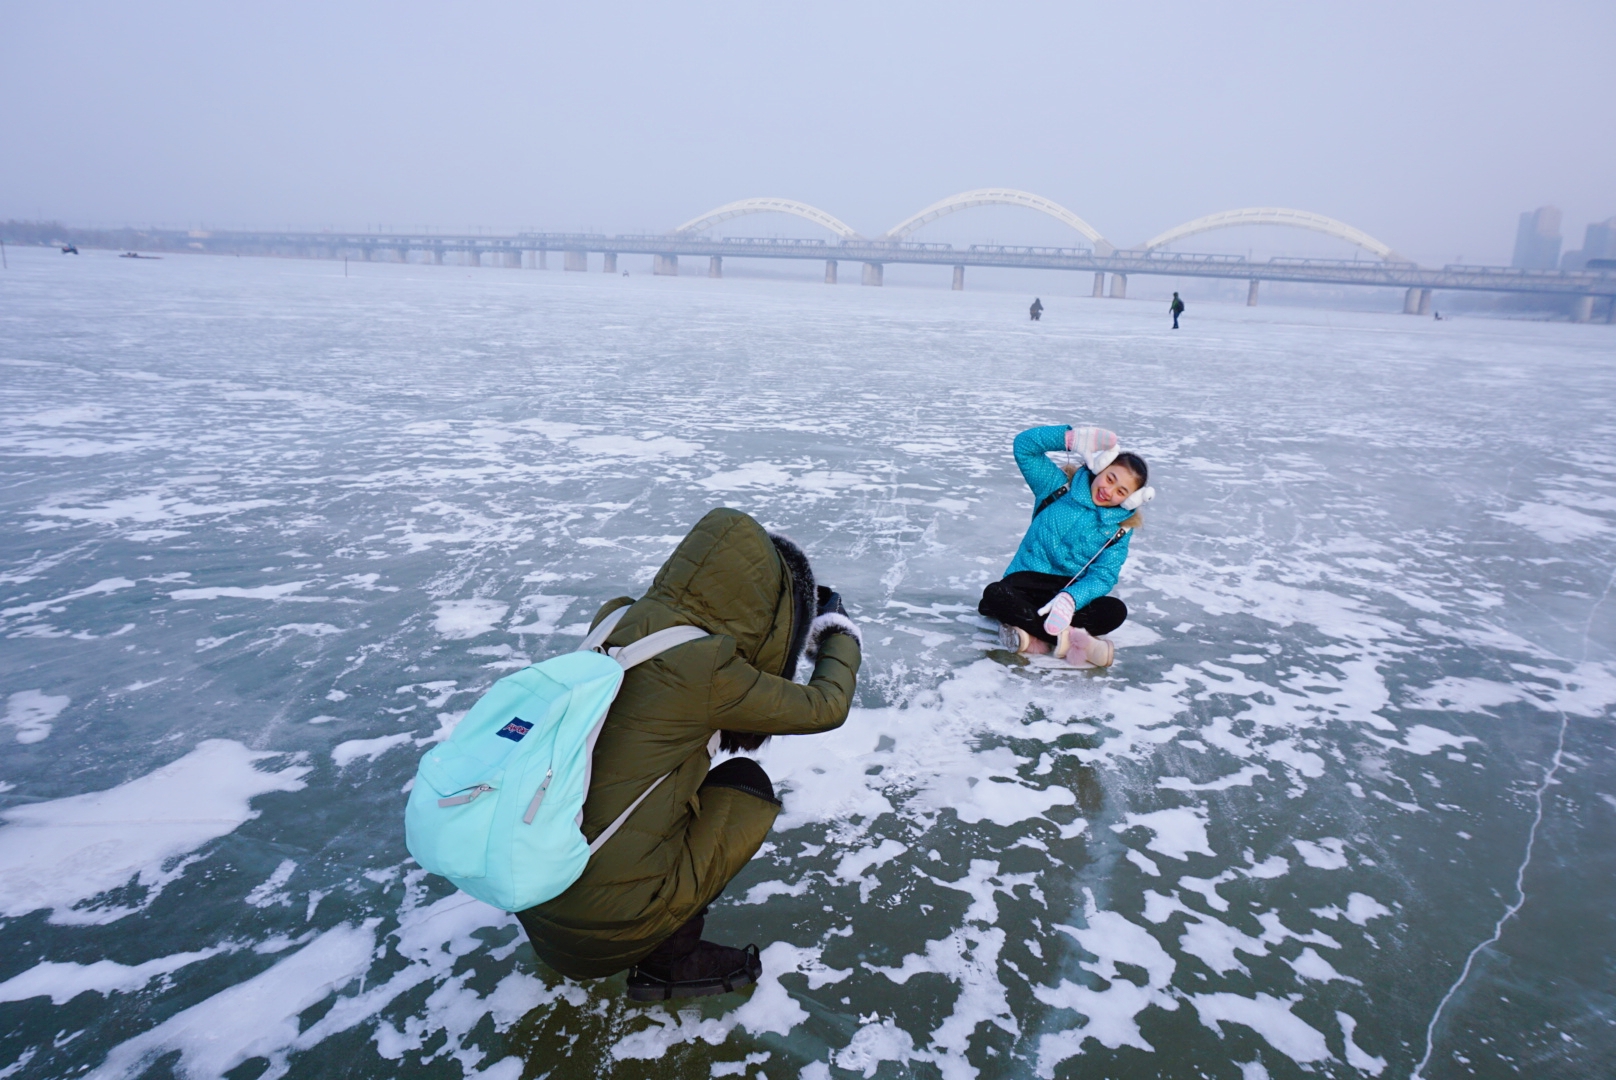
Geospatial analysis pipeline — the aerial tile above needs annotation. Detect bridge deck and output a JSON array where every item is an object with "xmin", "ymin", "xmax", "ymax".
[{"xmin": 69, "ymin": 228, "xmax": 1616, "ymax": 297}]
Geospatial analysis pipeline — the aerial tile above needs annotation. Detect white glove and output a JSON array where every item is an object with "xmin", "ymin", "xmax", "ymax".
[
  {"xmin": 1086, "ymin": 446, "xmax": 1121, "ymax": 474},
  {"xmin": 1038, "ymin": 591, "xmax": 1076, "ymax": 636},
  {"xmin": 1066, "ymin": 426, "xmax": 1118, "ymax": 457}
]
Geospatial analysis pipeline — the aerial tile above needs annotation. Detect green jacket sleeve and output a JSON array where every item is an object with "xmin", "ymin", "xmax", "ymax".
[{"xmin": 707, "ymin": 631, "xmax": 861, "ymax": 736}]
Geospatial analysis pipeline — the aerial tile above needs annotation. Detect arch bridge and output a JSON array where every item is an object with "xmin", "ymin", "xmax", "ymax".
[
  {"xmin": 1141, "ymin": 207, "xmax": 1406, "ymax": 263},
  {"xmin": 675, "ymin": 198, "xmax": 859, "ymax": 240}
]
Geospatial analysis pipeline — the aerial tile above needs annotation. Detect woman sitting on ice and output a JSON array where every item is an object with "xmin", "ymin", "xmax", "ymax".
[{"xmin": 979, "ymin": 424, "xmax": 1152, "ymax": 668}]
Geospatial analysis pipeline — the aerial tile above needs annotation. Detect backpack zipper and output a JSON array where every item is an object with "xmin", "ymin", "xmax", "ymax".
[
  {"xmin": 437, "ymin": 783, "xmax": 494, "ymax": 808},
  {"xmin": 522, "ymin": 769, "xmax": 555, "ymax": 825}
]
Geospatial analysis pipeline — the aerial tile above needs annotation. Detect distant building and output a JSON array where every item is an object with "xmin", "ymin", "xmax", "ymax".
[
  {"xmin": 1560, "ymin": 217, "xmax": 1616, "ymax": 271},
  {"xmin": 1512, "ymin": 206, "xmax": 1562, "ymax": 270}
]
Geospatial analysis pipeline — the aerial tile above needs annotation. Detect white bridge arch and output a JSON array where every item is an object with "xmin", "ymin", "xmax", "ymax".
[
  {"xmin": 1141, "ymin": 207, "xmax": 1404, "ymax": 262},
  {"xmin": 675, "ymin": 198, "xmax": 860, "ymax": 240},
  {"xmin": 881, "ymin": 188, "xmax": 1115, "ymax": 255}
]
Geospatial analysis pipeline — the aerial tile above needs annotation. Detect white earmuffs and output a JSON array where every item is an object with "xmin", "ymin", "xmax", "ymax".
[{"xmin": 1121, "ymin": 486, "xmax": 1155, "ymax": 511}]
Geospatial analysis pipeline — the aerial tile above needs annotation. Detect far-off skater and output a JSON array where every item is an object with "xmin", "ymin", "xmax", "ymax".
[
  {"xmin": 1169, "ymin": 292, "xmax": 1185, "ymax": 329},
  {"xmin": 1029, "ymin": 298, "xmax": 1043, "ymax": 321}
]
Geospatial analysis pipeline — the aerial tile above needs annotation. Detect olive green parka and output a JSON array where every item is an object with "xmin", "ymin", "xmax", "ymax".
[{"xmin": 517, "ymin": 508, "xmax": 862, "ymax": 979}]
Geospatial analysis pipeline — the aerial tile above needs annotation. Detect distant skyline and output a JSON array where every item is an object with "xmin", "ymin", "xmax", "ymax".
[{"xmin": 4, "ymin": 1, "xmax": 1612, "ymax": 265}]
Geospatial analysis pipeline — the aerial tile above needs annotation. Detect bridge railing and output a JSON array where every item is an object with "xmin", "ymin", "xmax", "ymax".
[
  {"xmin": 1441, "ymin": 264, "xmax": 1603, "ymax": 278},
  {"xmin": 1128, "ymin": 251, "xmax": 1248, "ymax": 265},
  {"xmin": 967, "ymin": 244, "xmax": 1094, "ymax": 257}
]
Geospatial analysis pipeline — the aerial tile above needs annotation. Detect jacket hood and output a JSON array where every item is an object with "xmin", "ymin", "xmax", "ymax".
[{"xmin": 641, "ymin": 508, "xmax": 814, "ymax": 680}]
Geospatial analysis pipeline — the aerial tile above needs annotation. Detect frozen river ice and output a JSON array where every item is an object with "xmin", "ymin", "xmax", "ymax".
[{"xmin": 1, "ymin": 246, "xmax": 1613, "ymax": 1080}]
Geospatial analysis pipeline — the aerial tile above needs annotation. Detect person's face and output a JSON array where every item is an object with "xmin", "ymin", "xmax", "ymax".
[{"xmin": 1091, "ymin": 464, "xmax": 1140, "ymax": 507}]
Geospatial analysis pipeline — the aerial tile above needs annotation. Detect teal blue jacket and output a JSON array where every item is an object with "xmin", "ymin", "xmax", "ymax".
[{"xmin": 1003, "ymin": 425, "xmax": 1134, "ymax": 608}]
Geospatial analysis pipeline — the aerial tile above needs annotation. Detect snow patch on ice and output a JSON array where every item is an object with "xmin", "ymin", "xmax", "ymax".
[
  {"xmin": 1337, "ymin": 1010, "xmax": 1387, "ymax": 1075},
  {"xmin": 333, "ymin": 733, "xmax": 414, "ymax": 768},
  {"xmin": 0, "ymin": 740, "xmax": 309, "ymax": 923},
  {"xmin": 1292, "ymin": 838, "xmax": 1349, "ymax": 870},
  {"xmin": 1188, "ymin": 991, "xmax": 1332, "ymax": 1064},
  {"xmin": 1312, "ymin": 892, "xmax": 1392, "ymax": 926},
  {"xmin": 572, "ymin": 434, "xmax": 701, "ymax": 459},
  {"xmin": 0, "ymin": 947, "xmax": 227, "ymax": 1005},
  {"xmin": 86, "ymin": 923, "xmax": 376, "ymax": 1080},
  {"xmin": 1035, "ymin": 891, "xmax": 1178, "ymax": 1071},
  {"xmin": 432, "ymin": 599, "xmax": 509, "ymax": 639},
  {"xmin": 170, "ymin": 581, "xmax": 315, "ymax": 602},
  {"xmin": 1494, "ymin": 502, "xmax": 1609, "ymax": 543},
  {"xmin": 1, "ymin": 690, "xmax": 68, "ymax": 745},
  {"xmin": 1112, "ymin": 807, "xmax": 1214, "ymax": 861}
]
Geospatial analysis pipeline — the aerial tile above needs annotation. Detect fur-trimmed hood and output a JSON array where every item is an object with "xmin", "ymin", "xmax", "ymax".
[{"xmin": 766, "ymin": 531, "xmax": 816, "ymax": 682}]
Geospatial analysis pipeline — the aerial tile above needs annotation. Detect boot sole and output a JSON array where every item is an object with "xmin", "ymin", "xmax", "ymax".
[
  {"xmin": 625, "ymin": 969, "xmax": 758, "ymax": 1002},
  {"xmin": 625, "ymin": 944, "xmax": 762, "ymax": 1002}
]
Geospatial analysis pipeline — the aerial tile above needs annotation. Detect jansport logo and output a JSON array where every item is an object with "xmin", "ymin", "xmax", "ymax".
[{"xmin": 496, "ymin": 718, "xmax": 533, "ymax": 742}]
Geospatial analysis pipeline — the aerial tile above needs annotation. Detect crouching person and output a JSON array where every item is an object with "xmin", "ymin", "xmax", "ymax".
[{"xmin": 517, "ymin": 507, "xmax": 862, "ymax": 1001}]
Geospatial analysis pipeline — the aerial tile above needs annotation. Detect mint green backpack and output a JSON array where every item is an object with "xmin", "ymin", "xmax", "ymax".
[{"xmin": 404, "ymin": 608, "xmax": 708, "ymax": 912}]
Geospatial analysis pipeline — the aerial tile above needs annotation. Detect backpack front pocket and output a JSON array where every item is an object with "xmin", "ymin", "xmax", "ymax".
[{"xmin": 411, "ymin": 751, "xmax": 507, "ymax": 880}]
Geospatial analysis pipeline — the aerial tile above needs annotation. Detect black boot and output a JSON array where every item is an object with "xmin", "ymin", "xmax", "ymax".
[{"xmin": 626, "ymin": 941, "xmax": 762, "ymax": 1002}]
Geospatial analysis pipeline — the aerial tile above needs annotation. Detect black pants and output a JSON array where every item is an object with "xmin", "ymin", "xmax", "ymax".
[
  {"xmin": 1172, "ymin": 312, "xmax": 1180, "ymax": 328},
  {"xmin": 640, "ymin": 758, "xmax": 776, "ymax": 964},
  {"xmin": 979, "ymin": 571, "xmax": 1127, "ymax": 646}
]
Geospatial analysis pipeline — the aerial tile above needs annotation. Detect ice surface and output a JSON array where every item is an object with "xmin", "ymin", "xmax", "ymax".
[{"xmin": 1, "ymin": 246, "xmax": 1613, "ymax": 1078}]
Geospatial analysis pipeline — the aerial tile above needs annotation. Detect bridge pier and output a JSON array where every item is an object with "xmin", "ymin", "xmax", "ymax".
[
  {"xmin": 1572, "ymin": 295, "xmax": 1595, "ymax": 323},
  {"xmin": 863, "ymin": 262, "xmax": 883, "ymax": 286},
  {"xmin": 466, "ymin": 249, "xmax": 482, "ymax": 268},
  {"xmin": 430, "ymin": 246, "xmax": 443, "ymax": 265},
  {"xmin": 397, "ymin": 247, "xmax": 410, "ymax": 264},
  {"xmin": 1109, "ymin": 273, "xmax": 1127, "ymax": 299},
  {"xmin": 502, "ymin": 250, "xmax": 521, "ymax": 269},
  {"xmin": 603, "ymin": 252, "xmax": 617, "ymax": 273},
  {"xmin": 709, "ymin": 255, "xmax": 722, "ymax": 278},
  {"xmin": 952, "ymin": 265, "xmax": 964, "ymax": 291},
  {"xmin": 537, "ymin": 249, "xmax": 547, "ymax": 270},
  {"xmin": 1403, "ymin": 287, "xmax": 1432, "ymax": 315},
  {"xmin": 653, "ymin": 254, "xmax": 678, "ymax": 276},
  {"xmin": 1247, "ymin": 280, "xmax": 1260, "ymax": 306},
  {"xmin": 565, "ymin": 250, "xmax": 588, "ymax": 272},
  {"xmin": 1092, "ymin": 272, "xmax": 1105, "ymax": 297},
  {"xmin": 1608, "ymin": 298, "xmax": 1616, "ymax": 324},
  {"xmin": 825, "ymin": 260, "xmax": 837, "ymax": 284}
]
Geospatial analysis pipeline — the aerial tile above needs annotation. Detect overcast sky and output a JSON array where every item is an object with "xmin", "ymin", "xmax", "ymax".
[{"xmin": 4, "ymin": 1, "xmax": 1612, "ymax": 264}]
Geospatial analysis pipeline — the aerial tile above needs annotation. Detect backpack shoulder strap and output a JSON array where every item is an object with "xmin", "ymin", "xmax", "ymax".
[
  {"xmin": 578, "ymin": 604, "xmax": 630, "ymax": 653},
  {"xmin": 579, "ymin": 606, "xmax": 708, "ymax": 670},
  {"xmin": 581, "ymin": 620, "xmax": 712, "ymax": 855},
  {"xmin": 1033, "ymin": 481, "xmax": 1071, "ymax": 519},
  {"xmin": 609, "ymin": 625, "xmax": 708, "ymax": 670},
  {"xmin": 587, "ymin": 728, "xmax": 720, "ymax": 856}
]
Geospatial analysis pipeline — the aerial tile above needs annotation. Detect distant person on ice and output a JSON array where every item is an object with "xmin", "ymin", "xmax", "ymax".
[
  {"xmin": 1170, "ymin": 292, "xmax": 1185, "ymax": 329},
  {"xmin": 1030, "ymin": 298, "xmax": 1043, "ymax": 321},
  {"xmin": 979, "ymin": 425, "xmax": 1152, "ymax": 668},
  {"xmin": 518, "ymin": 508, "xmax": 862, "ymax": 1001}
]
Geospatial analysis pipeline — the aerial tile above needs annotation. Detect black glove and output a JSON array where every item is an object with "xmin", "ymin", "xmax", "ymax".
[{"xmin": 816, "ymin": 586, "xmax": 847, "ymax": 618}]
